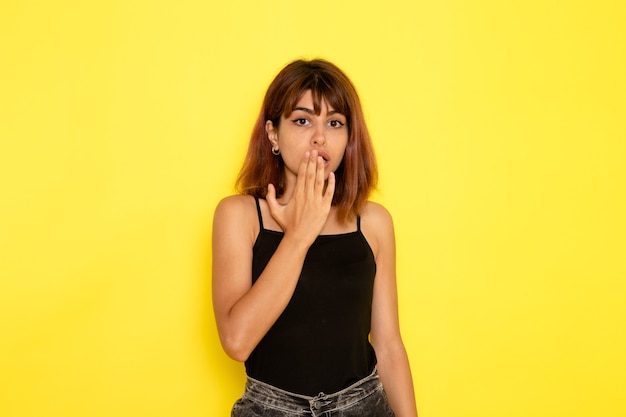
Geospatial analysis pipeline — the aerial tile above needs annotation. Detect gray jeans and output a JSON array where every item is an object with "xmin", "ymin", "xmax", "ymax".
[{"xmin": 231, "ymin": 368, "xmax": 395, "ymax": 417}]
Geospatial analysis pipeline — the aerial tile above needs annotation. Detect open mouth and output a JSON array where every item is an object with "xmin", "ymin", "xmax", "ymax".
[{"xmin": 318, "ymin": 151, "xmax": 330, "ymax": 165}]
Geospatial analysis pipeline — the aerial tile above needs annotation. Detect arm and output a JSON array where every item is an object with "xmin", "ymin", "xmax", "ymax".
[
  {"xmin": 364, "ymin": 203, "xmax": 418, "ymax": 417},
  {"xmin": 212, "ymin": 152, "xmax": 334, "ymax": 362}
]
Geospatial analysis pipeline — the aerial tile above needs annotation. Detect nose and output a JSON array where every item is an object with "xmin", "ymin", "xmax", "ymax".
[{"xmin": 311, "ymin": 123, "xmax": 326, "ymax": 147}]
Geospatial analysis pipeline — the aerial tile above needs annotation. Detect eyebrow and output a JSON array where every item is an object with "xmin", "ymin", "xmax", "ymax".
[{"xmin": 292, "ymin": 107, "xmax": 344, "ymax": 116}]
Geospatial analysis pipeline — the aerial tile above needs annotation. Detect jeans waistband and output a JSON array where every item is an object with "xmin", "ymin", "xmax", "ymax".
[{"xmin": 242, "ymin": 368, "xmax": 383, "ymax": 414}]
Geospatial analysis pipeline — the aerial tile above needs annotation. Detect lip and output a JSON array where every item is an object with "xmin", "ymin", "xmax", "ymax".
[{"xmin": 315, "ymin": 150, "xmax": 331, "ymax": 166}]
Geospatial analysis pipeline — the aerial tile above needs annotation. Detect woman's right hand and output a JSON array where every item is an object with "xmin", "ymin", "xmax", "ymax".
[
  {"xmin": 213, "ymin": 150, "xmax": 336, "ymax": 361},
  {"xmin": 266, "ymin": 149, "xmax": 335, "ymax": 247}
]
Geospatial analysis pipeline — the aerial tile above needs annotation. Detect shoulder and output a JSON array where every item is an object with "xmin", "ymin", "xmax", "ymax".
[
  {"xmin": 359, "ymin": 201, "xmax": 395, "ymax": 259},
  {"xmin": 214, "ymin": 194, "xmax": 256, "ymax": 215},
  {"xmin": 213, "ymin": 195, "xmax": 259, "ymax": 243},
  {"xmin": 360, "ymin": 201, "xmax": 394, "ymax": 231}
]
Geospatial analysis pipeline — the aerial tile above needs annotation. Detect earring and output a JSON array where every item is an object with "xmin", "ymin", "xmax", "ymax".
[{"xmin": 271, "ymin": 146, "xmax": 280, "ymax": 156}]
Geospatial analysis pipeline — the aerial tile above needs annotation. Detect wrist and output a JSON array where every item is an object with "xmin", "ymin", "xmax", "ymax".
[{"xmin": 280, "ymin": 232, "xmax": 314, "ymax": 254}]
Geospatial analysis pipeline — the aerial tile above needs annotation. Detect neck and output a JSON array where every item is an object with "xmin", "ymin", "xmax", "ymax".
[{"xmin": 277, "ymin": 171, "xmax": 297, "ymax": 204}]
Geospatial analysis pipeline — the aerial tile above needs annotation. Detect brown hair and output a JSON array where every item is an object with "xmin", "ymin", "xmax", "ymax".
[{"xmin": 236, "ymin": 59, "xmax": 378, "ymax": 223}]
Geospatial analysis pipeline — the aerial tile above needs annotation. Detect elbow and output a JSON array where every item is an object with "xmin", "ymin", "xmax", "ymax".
[
  {"xmin": 220, "ymin": 333, "xmax": 253, "ymax": 362},
  {"xmin": 225, "ymin": 347, "xmax": 251, "ymax": 363},
  {"xmin": 216, "ymin": 314, "xmax": 256, "ymax": 361}
]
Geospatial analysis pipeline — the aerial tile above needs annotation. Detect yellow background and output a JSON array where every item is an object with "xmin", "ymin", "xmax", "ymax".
[{"xmin": 1, "ymin": 1, "xmax": 625, "ymax": 416}]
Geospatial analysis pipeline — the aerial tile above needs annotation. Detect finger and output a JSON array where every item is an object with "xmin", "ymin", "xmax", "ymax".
[
  {"xmin": 314, "ymin": 155, "xmax": 325, "ymax": 194},
  {"xmin": 294, "ymin": 152, "xmax": 310, "ymax": 198},
  {"xmin": 323, "ymin": 171, "xmax": 336, "ymax": 205},
  {"xmin": 304, "ymin": 150, "xmax": 318, "ymax": 197}
]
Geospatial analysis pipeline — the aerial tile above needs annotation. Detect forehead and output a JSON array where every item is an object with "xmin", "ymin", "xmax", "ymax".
[
  {"xmin": 294, "ymin": 91, "xmax": 332, "ymax": 110},
  {"xmin": 285, "ymin": 89, "xmax": 344, "ymax": 117}
]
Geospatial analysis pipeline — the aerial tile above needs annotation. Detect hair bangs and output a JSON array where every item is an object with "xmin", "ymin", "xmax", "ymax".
[{"xmin": 282, "ymin": 74, "xmax": 351, "ymax": 122}]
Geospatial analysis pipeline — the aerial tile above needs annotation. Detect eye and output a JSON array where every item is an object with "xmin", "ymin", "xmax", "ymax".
[
  {"xmin": 328, "ymin": 119, "xmax": 345, "ymax": 128},
  {"xmin": 291, "ymin": 118, "xmax": 310, "ymax": 126}
]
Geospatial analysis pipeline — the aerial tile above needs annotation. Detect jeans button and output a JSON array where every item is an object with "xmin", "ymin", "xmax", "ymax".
[{"xmin": 313, "ymin": 400, "xmax": 321, "ymax": 409}]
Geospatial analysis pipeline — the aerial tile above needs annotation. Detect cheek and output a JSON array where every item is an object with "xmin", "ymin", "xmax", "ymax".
[
  {"xmin": 331, "ymin": 149, "xmax": 347, "ymax": 171},
  {"xmin": 329, "ymin": 129, "xmax": 348, "ymax": 147},
  {"xmin": 336, "ymin": 136, "xmax": 349, "ymax": 157},
  {"xmin": 279, "ymin": 151, "xmax": 304, "ymax": 175}
]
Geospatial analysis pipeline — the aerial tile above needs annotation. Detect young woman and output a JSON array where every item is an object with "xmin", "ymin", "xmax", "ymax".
[{"xmin": 212, "ymin": 59, "xmax": 417, "ymax": 416}]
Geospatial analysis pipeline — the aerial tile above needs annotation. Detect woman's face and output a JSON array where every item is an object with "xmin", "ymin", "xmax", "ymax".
[{"xmin": 266, "ymin": 90, "xmax": 348, "ymax": 182}]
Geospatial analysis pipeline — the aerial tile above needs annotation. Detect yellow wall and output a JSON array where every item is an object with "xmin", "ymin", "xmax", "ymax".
[{"xmin": 1, "ymin": 1, "xmax": 625, "ymax": 416}]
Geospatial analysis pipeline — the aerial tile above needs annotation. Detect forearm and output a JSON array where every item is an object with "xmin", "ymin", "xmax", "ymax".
[
  {"xmin": 376, "ymin": 343, "xmax": 418, "ymax": 417},
  {"xmin": 219, "ymin": 234, "xmax": 309, "ymax": 361}
]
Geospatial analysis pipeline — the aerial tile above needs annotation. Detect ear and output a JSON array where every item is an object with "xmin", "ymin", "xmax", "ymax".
[{"xmin": 266, "ymin": 120, "xmax": 278, "ymax": 147}]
